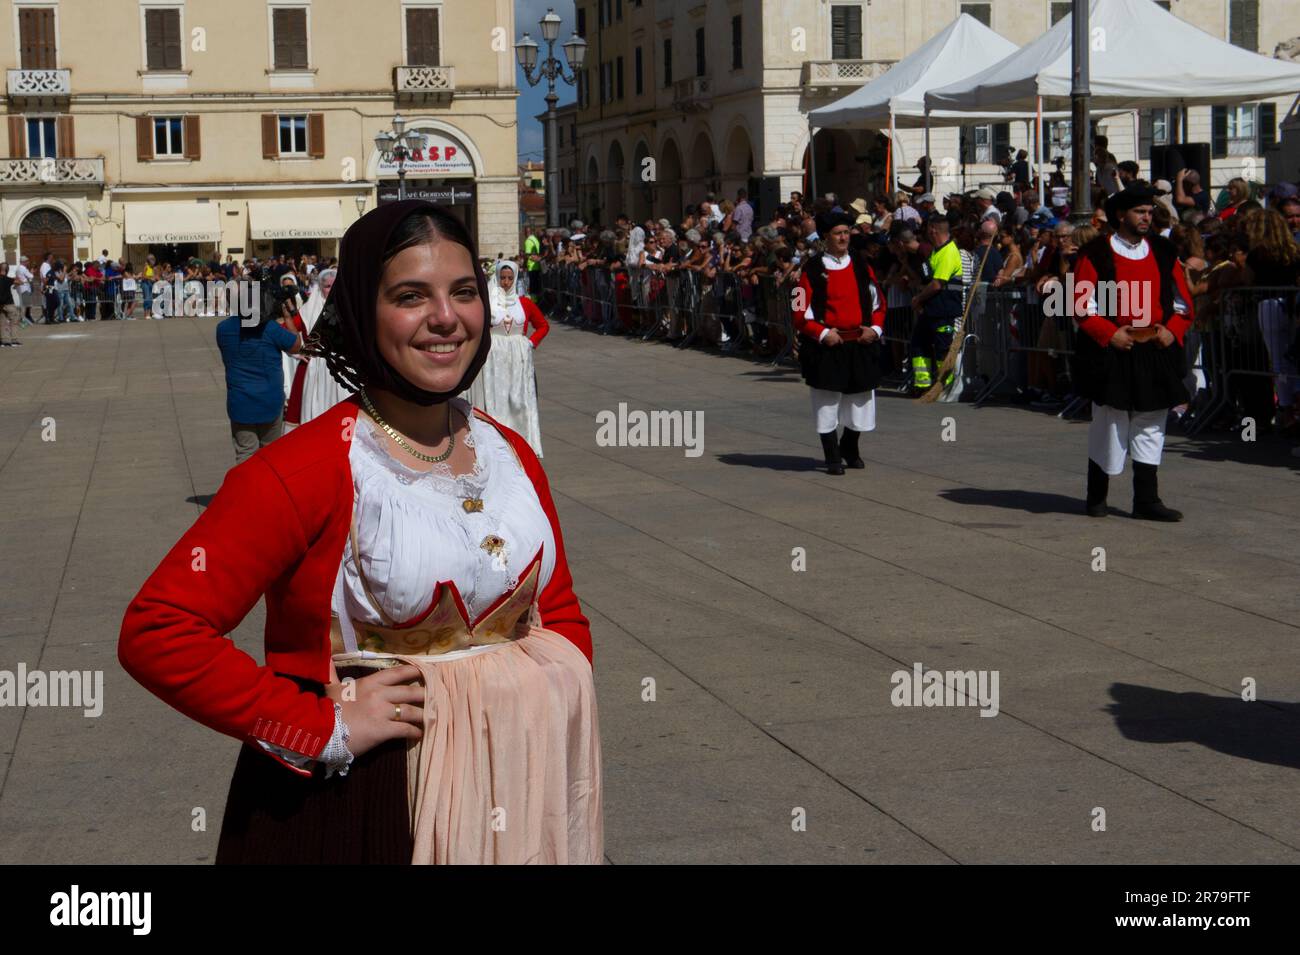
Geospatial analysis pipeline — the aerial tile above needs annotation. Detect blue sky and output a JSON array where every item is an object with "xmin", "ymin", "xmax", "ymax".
[{"xmin": 515, "ymin": 0, "xmax": 579, "ymax": 163}]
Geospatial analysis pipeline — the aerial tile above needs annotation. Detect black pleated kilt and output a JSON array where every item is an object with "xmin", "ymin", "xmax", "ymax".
[
  {"xmin": 799, "ymin": 336, "xmax": 884, "ymax": 393},
  {"xmin": 215, "ymin": 669, "xmax": 412, "ymax": 865},
  {"xmin": 1070, "ymin": 337, "xmax": 1190, "ymax": 413}
]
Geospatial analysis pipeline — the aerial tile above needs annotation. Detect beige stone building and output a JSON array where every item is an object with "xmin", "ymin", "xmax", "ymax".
[
  {"xmin": 572, "ymin": 0, "xmax": 1299, "ymax": 224},
  {"xmin": 1, "ymin": 0, "xmax": 522, "ymax": 267}
]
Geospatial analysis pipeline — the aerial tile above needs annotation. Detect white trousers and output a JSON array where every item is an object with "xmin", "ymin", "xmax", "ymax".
[
  {"xmin": 1088, "ymin": 403, "xmax": 1166, "ymax": 475},
  {"xmin": 811, "ymin": 388, "xmax": 876, "ymax": 434}
]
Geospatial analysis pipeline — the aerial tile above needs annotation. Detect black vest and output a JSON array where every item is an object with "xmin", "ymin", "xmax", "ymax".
[
  {"xmin": 802, "ymin": 252, "xmax": 879, "ymax": 328},
  {"xmin": 1078, "ymin": 233, "xmax": 1179, "ymax": 325}
]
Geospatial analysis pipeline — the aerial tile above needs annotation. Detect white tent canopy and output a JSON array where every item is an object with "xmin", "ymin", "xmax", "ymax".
[
  {"xmin": 809, "ymin": 14, "xmax": 1025, "ymax": 130},
  {"xmin": 925, "ymin": 0, "xmax": 1300, "ymax": 114}
]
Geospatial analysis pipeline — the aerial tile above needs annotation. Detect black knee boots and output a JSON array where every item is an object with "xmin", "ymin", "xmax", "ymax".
[
  {"xmin": 1132, "ymin": 461, "xmax": 1183, "ymax": 521},
  {"xmin": 820, "ymin": 431, "xmax": 844, "ymax": 475},
  {"xmin": 1086, "ymin": 459, "xmax": 1109, "ymax": 517},
  {"xmin": 839, "ymin": 428, "xmax": 865, "ymax": 469}
]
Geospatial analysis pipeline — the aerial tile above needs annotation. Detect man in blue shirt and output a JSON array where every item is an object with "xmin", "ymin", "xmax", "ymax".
[{"xmin": 216, "ymin": 299, "xmax": 302, "ymax": 464}]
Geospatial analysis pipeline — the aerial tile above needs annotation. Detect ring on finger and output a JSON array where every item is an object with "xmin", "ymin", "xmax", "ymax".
[{"xmin": 392, "ymin": 704, "xmax": 402, "ymax": 721}]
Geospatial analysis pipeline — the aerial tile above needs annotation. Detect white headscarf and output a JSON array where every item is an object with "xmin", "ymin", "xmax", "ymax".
[
  {"xmin": 299, "ymin": 267, "xmax": 336, "ymax": 333},
  {"xmin": 489, "ymin": 261, "xmax": 521, "ymax": 320}
]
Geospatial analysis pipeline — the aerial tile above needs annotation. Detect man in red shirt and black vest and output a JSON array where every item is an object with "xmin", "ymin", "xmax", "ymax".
[
  {"xmin": 1071, "ymin": 185, "xmax": 1194, "ymax": 521},
  {"xmin": 793, "ymin": 212, "xmax": 887, "ymax": 475}
]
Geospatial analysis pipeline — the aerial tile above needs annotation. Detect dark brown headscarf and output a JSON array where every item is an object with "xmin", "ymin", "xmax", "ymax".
[{"xmin": 314, "ymin": 200, "xmax": 491, "ymax": 406}]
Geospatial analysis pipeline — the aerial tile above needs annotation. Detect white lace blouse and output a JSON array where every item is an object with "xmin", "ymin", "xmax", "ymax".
[
  {"xmin": 265, "ymin": 398, "xmax": 558, "ymax": 777},
  {"xmin": 332, "ymin": 397, "xmax": 557, "ymax": 644}
]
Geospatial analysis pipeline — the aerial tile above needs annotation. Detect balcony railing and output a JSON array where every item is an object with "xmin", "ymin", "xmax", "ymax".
[
  {"xmin": 0, "ymin": 157, "xmax": 105, "ymax": 186},
  {"xmin": 7, "ymin": 68, "xmax": 71, "ymax": 98},
  {"xmin": 802, "ymin": 60, "xmax": 895, "ymax": 88},
  {"xmin": 671, "ymin": 75, "xmax": 711, "ymax": 112},
  {"xmin": 394, "ymin": 65, "xmax": 455, "ymax": 101}
]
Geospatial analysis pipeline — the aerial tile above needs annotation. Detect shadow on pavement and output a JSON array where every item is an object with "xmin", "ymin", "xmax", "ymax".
[
  {"xmin": 1107, "ymin": 682, "xmax": 1300, "ymax": 770},
  {"xmin": 938, "ymin": 487, "xmax": 1083, "ymax": 515},
  {"xmin": 717, "ymin": 452, "xmax": 819, "ymax": 472}
]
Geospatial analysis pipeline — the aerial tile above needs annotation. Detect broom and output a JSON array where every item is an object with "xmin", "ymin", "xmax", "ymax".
[{"xmin": 917, "ymin": 238, "xmax": 994, "ymax": 403}]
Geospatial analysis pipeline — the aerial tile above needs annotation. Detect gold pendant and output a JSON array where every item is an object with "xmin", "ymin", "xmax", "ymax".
[
  {"xmin": 480, "ymin": 534, "xmax": 506, "ymax": 557},
  {"xmin": 462, "ymin": 498, "xmax": 484, "ymax": 513}
]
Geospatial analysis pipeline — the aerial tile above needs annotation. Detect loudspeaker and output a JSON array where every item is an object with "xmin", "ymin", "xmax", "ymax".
[
  {"xmin": 1150, "ymin": 143, "xmax": 1210, "ymax": 187},
  {"xmin": 756, "ymin": 176, "xmax": 781, "ymax": 222}
]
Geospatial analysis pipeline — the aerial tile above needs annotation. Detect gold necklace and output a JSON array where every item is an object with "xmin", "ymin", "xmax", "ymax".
[{"xmin": 358, "ymin": 389, "xmax": 455, "ymax": 464}]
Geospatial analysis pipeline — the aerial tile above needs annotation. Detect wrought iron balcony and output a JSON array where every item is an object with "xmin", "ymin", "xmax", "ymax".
[
  {"xmin": 7, "ymin": 68, "xmax": 71, "ymax": 100},
  {"xmin": 671, "ymin": 75, "xmax": 711, "ymax": 112},
  {"xmin": 0, "ymin": 157, "xmax": 104, "ymax": 186},
  {"xmin": 394, "ymin": 65, "xmax": 455, "ymax": 102},
  {"xmin": 802, "ymin": 60, "xmax": 895, "ymax": 89}
]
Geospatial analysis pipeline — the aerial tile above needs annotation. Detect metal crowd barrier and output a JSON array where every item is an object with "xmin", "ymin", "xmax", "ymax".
[{"xmin": 534, "ymin": 260, "xmax": 1299, "ymax": 435}]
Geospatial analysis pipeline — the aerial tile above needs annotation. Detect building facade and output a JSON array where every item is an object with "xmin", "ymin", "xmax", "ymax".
[
  {"xmin": 571, "ymin": 0, "xmax": 1299, "ymax": 225},
  {"xmin": 1, "ymin": 0, "xmax": 521, "ymax": 267}
]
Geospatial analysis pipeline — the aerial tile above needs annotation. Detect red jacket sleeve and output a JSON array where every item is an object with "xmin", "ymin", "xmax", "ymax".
[
  {"xmin": 1071, "ymin": 255, "xmax": 1119, "ymax": 348},
  {"xmin": 522, "ymin": 296, "xmax": 549, "ymax": 348},
  {"xmin": 118, "ymin": 454, "xmax": 337, "ymax": 775},
  {"xmin": 497, "ymin": 425, "xmax": 593, "ymax": 666},
  {"xmin": 1165, "ymin": 261, "xmax": 1195, "ymax": 345},
  {"xmin": 866, "ymin": 265, "xmax": 886, "ymax": 331},
  {"xmin": 792, "ymin": 272, "xmax": 824, "ymax": 341}
]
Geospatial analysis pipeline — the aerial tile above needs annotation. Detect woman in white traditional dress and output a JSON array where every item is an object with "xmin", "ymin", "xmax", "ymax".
[
  {"xmin": 461, "ymin": 260, "xmax": 548, "ymax": 455},
  {"xmin": 282, "ymin": 268, "xmax": 353, "ymax": 430}
]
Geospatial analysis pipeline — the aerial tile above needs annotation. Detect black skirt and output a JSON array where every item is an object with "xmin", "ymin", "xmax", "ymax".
[
  {"xmin": 799, "ymin": 336, "xmax": 884, "ymax": 393},
  {"xmin": 1070, "ymin": 337, "xmax": 1189, "ymax": 413},
  {"xmin": 215, "ymin": 669, "xmax": 413, "ymax": 865}
]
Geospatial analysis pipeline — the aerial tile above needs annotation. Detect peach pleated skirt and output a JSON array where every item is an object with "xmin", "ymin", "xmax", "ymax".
[{"xmin": 392, "ymin": 627, "xmax": 603, "ymax": 865}]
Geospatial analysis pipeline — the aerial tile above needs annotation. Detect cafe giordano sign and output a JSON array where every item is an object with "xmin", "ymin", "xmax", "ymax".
[{"xmin": 376, "ymin": 128, "xmax": 475, "ymax": 177}]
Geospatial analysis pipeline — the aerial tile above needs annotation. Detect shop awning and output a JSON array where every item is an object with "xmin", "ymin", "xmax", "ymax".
[
  {"xmin": 124, "ymin": 201, "xmax": 222, "ymax": 244},
  {"xmin": 248, "ymin": 199, "xmax": 344, "ymax": 240}
]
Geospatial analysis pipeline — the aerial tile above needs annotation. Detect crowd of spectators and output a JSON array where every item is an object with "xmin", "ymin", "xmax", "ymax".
[
  {"xmin": 2, "ymin": 250, "xmax": 336, "ymax": 335},
  {"xmin": 523, "ymin": 153, "xmax": 1300, "ymax": 437}
]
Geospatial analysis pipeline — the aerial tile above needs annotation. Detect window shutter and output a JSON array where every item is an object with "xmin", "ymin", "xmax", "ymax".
[
  {"xmin": 732, "ymin": 15, "xmax": 743, "ymax": 69},
  {"xmin": 1258, "ymin": 102, "xmax": 1277, "ymax": 152},
  {"xmin": 56, "ymin": 115, "xmax": 75, "ymax": 158},
  {"xmin": 135, "ymin": 116, "xmax": 153, "ymax": 161},
  {"xmin": 8, "ymin": 116, "xmax": 25, "ymax": 158},
  {"xmin": 635, "ymin": 46, "xmax": 643, "ymax": 95},
  {"xmin": 1138, "ymin": 109, "xmax": 1153, "ymax": 159},
  {"xmin": 261, "ymin": 113, "xmax": 279, "ymax": 158},
  {"xmin": 1211, "ymin": 106, "xmax": 1228, "ymax": 159},
  {"xmin": 832, "ymin": 6, "xmax": 862, "ymax": 60},
  {"xmin": 145, "ymin": 9, "xmax": 164, "ymax": 69},
  {"xmin": 664, "ymin": 39, "xmax": 672, "ymax": 86},
  {"xmin": 617, "ymin": 56, "xmax": 624, "ymax": 100},
  {"xmin": 992, "ymin": 122, "xmax": 1011, "ymax": 164},
  {"xmin": 695, "ymin": 27, "xmax": 705, "ymax": 76},
  {"xmin": 164, "ymin": 11, "xmax": 182, "ymax": 70},
  {"xmin": 19, "ymin": 8, "xmax": 57, "ymax": 69},
  {"xmin": 308, "ymin": 113, "xmax": 325, "ymax": 158},
  {"xmin": 183, "ymin": 115, "xmax": 201, "ymax": 160},
  {"xmin": 406, "ymin": 8, "xmax": 439, "ymax": 65},
  {"xmin": 273, "ymin": 9, "xmax": 309, "ymax": 69}
]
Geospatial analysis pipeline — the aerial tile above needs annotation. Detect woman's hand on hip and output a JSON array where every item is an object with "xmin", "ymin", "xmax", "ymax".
[{"xmin": 325, "ymin": 663, "xmax": 424, "ymax": 756}]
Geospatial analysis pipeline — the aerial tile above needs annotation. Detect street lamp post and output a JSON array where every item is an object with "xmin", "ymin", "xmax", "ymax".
[
  {"xmin": 1069, "ymin": 0, "xmax": 1093, "ymax": 224},
  {"xmin": 375, "ymin": 113, "xmax": 418, "ymax": 202},
  {"xmin": 516, "ymin": 8, "xmax": 587, "ymax": 230}
]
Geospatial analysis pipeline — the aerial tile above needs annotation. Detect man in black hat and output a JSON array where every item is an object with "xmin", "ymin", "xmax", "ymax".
[
  {"xmin": 792, "ymin": 211, "xmax": 886, "ymax": 475},
  {"xmin": 1070, "ymin": 185, "xmax": 1195, "ymax": 520}
]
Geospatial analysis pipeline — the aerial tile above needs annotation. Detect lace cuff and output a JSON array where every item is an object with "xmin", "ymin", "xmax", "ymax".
[{"xmin": 255, "ymin": 702, "xmax": 354, "ymax": 777}]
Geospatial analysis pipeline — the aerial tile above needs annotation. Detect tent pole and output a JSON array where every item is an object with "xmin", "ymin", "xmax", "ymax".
[
  {"xmin": 1037, "ymin": 96, "xmax": 1045, "ymax": 207},
  {"xmin": 1132, "ymin": 109, "xmax": 1140, "ymax": 169},
  {"xmin": 924, "ymin": 111, "xmax": 932, "ymax": 193},
  {"xmin": 888, "ymin": 111, "xmax": 897, "ymax": 194}
]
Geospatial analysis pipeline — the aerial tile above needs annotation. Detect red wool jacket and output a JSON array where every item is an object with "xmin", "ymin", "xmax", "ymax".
[
  {"xmin": 118, "ymin": 395, "xmax": 592, "ymax": 776},
  {"xmin": 517, "ymin": 296, "xmax": 550, "ymax": 348}
]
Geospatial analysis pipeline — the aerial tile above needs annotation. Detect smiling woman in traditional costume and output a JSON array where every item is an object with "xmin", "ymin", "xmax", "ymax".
[{"xmin": 119, "ymin": 201, "xmax": 603, "ymax": 864}]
